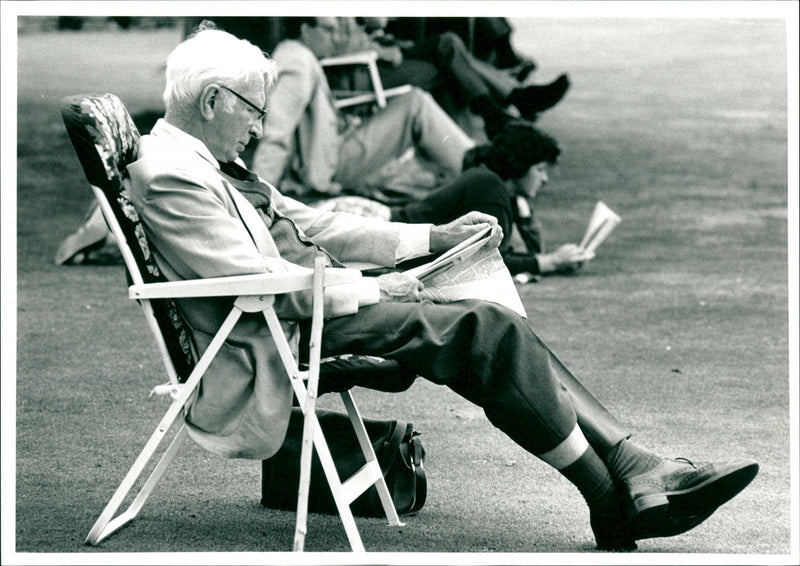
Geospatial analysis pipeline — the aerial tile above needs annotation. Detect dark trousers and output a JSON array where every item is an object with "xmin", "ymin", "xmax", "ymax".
[
  {"xmin": 391, "ymin": 166, "xmax": 515, "ymax": 250},
  {"xmin": 379, "ymin": 32, "xmax": 493, "ymax": 106},
  {"xmin": 318, "ymin": 299, "xmax": 630, "ymax": 457},
  {"xmin": 405, "ymin": 33, "xmax": 490, "ymax": 102}
]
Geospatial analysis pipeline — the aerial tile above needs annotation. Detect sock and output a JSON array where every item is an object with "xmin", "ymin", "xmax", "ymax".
[
  {"xmin": 538, "ymin": 425, "xmax": 617, "ymax": 511},
  {"xmin": 560, "ymin": 448, "xmax": 618, "ymax": 512},
  {"xmin": 605, "ymin": 439, "xmax": 664, "ymax": 481}
]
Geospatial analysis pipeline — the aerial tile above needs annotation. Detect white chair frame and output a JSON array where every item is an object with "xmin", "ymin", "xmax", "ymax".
[
  {"xmin": 320, "ymin": 50, "xmax": 413, "ymax": 110},
  {"xmin": 84, "ymin": 183, "xmax": 403, "ymax": 552}
]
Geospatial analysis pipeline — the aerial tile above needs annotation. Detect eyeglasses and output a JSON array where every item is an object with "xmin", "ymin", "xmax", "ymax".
[{"xmin": 220, "ymin": 85, "xmax": 267, "ymax": 120}]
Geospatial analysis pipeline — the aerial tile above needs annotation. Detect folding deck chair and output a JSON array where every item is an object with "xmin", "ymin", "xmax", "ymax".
[
  {"xmin": 61, "ymin": 93, "xmax": 403, "ymax": 552},
  {"xmin": 320, "ymin": 51, "xmax": 413, "ymax": 110}
]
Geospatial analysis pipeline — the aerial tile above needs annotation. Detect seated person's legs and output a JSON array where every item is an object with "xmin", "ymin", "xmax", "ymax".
[
  {"xmin": 334, "ymin": 87, "xmax": 475, "ymax": 189},
  {"xmin": 378, "ymin": 58, "xmax": 442, "ymax": 91},
  {"xmin": 318, "ymin": 299, "xmax": 586, "ymax": 455},
  {"xmin": 402, "ymin": 31, "xmax": 570, "ymax": 137}
]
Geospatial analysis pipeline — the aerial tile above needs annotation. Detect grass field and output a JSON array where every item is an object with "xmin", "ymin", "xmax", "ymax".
[{"xmin": 5, "ymin": 9, "xmax": 797, "ymax": 565}]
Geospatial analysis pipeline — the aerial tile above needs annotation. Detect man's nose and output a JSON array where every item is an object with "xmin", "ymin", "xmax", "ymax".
[{"xmin": 250, "ymin": 117, "xmax": 263, "ymax": 140}]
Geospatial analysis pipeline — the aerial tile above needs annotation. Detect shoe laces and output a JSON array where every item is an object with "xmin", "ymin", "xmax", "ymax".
[{"xmin": 673, "ymin": 457, "xmax": 697, "ymax": 468}]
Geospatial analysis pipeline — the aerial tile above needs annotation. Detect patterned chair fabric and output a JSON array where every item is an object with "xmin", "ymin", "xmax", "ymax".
[{"xmin": 61, "ymin": 93, "xmax": 195, "ymax": 381}]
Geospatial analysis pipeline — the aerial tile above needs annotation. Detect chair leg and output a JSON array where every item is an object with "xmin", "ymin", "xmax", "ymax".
[
  {"xmin": 261, "ymin": 294, "xmax": 402, "ymax": 550},
  {"xmin": 293, "ymin": 257, "xmax": 326, "ymax": 552},
  {"xmin": 309, "ymin": 419, "xmax": 367, "ymax": 551},
  {"xmin": 86, "ymin": 306, "xmax": 244, "ymax": 545},
  {"xmin": 86, "ymin": 424, "xmax": 189, "ymax": 544},
  {"xmin": 340, "ymin": 390, "xmax": 404, "ymax": 527}
]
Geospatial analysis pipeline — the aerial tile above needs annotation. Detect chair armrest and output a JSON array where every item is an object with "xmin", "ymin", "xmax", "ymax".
[
  {"xmin": 128, "ymin": 268, "xmax": 362, "ymax": 300},
  {"xmin": 342, "ymin": 261, "xmax": 383, "ymax": 271},
  {"xmin": 332, "ymin": 85, "xmax": 414, "ymax": 109},
  {"xmin": 320, "ymin": 51, "xmax": 378, "ymax": 67}
]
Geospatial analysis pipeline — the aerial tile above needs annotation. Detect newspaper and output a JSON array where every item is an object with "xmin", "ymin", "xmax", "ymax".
[
  {"xmin": 405, "ymin": 225, "xmax": 493, "ymax": 281},
  {"xmin": 407, "ymin": 235, "xmax": 528, "ymax": 319},
  {"xmin": 580, "ymin": 201, "xmax": 622, "ymax": 254},
  {"xmin": 514, "ymin": 201, "xmax": 621, "ymax": 284}
]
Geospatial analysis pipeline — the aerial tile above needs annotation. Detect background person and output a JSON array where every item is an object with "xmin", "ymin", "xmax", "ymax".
[
  {"xmin": 339, "ymin": 17, "xmax": 570, "ymax": 138},
  {"xmin": 393, "ymin": 121, "xmax": 590, "ymax": 276},
  {"xmin": 319, "ymin": 121, "xmax": 590, "ymax": 277},
  {"xmin": 250, "ymin": 16, "xmax": 476, "ymax": 199}
]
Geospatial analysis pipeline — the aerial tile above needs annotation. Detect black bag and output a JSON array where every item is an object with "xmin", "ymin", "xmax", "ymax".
[{"xmin": 261, "ymin": 408, "xmax": 426, "ymax": 517}]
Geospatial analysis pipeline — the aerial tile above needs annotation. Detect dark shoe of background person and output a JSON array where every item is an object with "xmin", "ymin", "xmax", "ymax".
[
  {"xmin": 624, "ymin": 457, "xmax": 759, "ymax": 540},
  {"xmin": 483, "ymin": 106, "xmax": 518, "ymax": 140},
  {"xmin": 468, "ymin": 94, "xmax": 517, "ymax": 139},
  {"xmin": 507, "ymin": 74, "xmax": 570, "ymax": 121}
]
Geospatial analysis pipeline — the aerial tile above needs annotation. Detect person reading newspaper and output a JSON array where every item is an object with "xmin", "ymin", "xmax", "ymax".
[
  {"xmin": 127, "ymin": 26, "xmax": 757, "ymax": 552},
  {"xmin": 319, "ymin": 120, "xmax": 599, "ymax": 278}
]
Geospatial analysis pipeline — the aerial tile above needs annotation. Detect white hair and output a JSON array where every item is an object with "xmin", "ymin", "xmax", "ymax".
[{"xmin": 163, "ymin": 27, "xmax": 278, "ymax": 119}]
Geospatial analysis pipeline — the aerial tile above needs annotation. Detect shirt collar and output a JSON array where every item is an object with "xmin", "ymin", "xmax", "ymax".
[{"xmin": 150, "ymin": 118, "xmax": 220, "ymax": 169}]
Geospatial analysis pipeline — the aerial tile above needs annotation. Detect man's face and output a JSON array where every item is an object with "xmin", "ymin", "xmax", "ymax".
[
  {"xmin": 205, "ymin": 80, "xmax": 266, "ymax": 163},
  {"xmin": 515, "ymin": 162, "xmax": 549, "ymax": 199},
  {"xmin": 300, "ymin": 17, "xmax": 338, "ymax": 59}
]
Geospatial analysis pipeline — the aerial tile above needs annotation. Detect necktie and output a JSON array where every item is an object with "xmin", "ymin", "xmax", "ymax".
[{"xmin": 218, "ymin": 161, "xmax": 344, "ymax": 268}]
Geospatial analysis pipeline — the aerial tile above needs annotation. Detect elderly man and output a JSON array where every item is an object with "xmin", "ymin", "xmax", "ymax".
[{"xmin": 128, "ymin": 25, "xmax": 757, "ymax": 552}]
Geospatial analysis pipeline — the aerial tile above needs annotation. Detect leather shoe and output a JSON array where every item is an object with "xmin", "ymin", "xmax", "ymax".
[
  {"xmin": 591, "ymin": 507, "xmax": 637, "ymax": 551},
  {"xmin": 623, "ymin": 457, "xmax": 759, "ymax": 540},
  {"xmin": 507, "ymin": 74, "xmax": 570, "ymax": 121}
]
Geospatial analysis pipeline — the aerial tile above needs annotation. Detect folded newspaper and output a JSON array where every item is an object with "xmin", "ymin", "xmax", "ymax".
[
  {"xmin": 580, "ymin": 201, "xmax": 622, "ymax": 254},
  {"xmin": 514, "ymin": 200, "xmax": 621, "ymax": 284},
  {"xmin": 405, "ymin": 226, "xmax": 528, "ymax": 318}
]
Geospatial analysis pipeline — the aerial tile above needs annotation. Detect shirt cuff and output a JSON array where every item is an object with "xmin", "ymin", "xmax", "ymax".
[
  {"xmin": 395, "ymin": 223, "xmax": 433, "ymax": 262},
  {"xmin": 355, "ymin": 277, "xmax": 381, "ymax": 307}
]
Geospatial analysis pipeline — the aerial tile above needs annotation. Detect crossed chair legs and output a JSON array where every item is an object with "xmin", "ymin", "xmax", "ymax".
[{"xmin": 85, "ymin": 259, "xmax": 402, "ymax": 551}]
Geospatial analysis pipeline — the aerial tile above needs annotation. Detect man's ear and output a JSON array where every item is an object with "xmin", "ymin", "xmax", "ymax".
[{"xmin": 198, "ymin": 84, "xmax": 219, "ymax": 121}]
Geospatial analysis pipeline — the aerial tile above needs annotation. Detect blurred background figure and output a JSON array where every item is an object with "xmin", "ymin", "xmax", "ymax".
[
  {"xmin": 319, "ymin": 121, "xmax": 590, "ymax": 277},
  {"xmin": 250, "ymin": 17, "xmax": 479, "ymax": 200},
  {"xmin": 337, "ymin": 16, "xmax": 570, "ymax": 139}
]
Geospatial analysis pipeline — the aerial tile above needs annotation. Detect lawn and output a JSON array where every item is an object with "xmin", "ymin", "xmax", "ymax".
[{"xmin": 5, "ymin": 9, "xmax": 797, "ymax": 565}]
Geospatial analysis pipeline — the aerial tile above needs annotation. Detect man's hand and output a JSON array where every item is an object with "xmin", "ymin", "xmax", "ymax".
[
  {"xmin": 377, "ymin": 272, "xmax": 424, "ymax": 302},
  {"xmin": 536, "ymin": 244, "xmax": 595, "ymax": 274},
  {"xmin": 429, "ymin": 212, "xmax": 503, "ymax": 253}
]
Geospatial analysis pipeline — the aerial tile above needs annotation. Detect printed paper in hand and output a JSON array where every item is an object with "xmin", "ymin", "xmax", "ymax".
[
  {"xmin": 580, "ymin": 201, "xmax": 622, "ymax": 254},
  {"xmin": 405, "ymin": 225, "xmax": 492, "ymax": 281},
  {"xmin": 406, "ymin": 227, "xmax": 527, "ymax": 318}
]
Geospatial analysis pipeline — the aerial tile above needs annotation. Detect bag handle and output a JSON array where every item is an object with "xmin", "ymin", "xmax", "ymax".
[{"xmin": 376, "ymin": 420, "xmax": 407, "ymax": 473}]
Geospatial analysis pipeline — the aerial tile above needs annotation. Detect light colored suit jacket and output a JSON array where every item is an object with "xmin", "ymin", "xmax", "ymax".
[
  {"xmin": 128, "ymin": 119, "xmax": 424, "ymax": 459},
  {"xmin": 251, "ymin": 39, "xmax": 342, "ymax": 194}
]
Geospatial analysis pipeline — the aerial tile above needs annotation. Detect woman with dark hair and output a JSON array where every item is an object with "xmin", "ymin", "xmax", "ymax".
[{"xmin": 387, "ymin": 120, "xmax": 591, "ymax": 276}]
